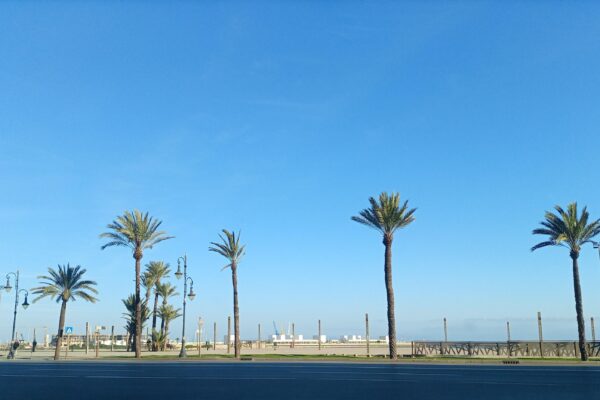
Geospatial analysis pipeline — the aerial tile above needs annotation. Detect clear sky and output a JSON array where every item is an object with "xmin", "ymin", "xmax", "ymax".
[{"xmin": 1, "ymin": 1, "xmax": 600, "ymax": 344}]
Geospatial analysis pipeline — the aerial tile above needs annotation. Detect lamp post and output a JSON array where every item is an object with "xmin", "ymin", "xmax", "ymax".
[
  {"xmin": 175, "ymin": 254, "xmax": 196, "ymax": 358},
  {"xmin": 4, "ymin": 270, "xmax": 30, "ymax": 342},
  {"xmin": 593, "ymin": 241, "xmax": 599, "ymax": 261}
]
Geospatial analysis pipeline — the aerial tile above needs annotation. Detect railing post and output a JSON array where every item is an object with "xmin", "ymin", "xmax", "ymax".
[{"xmin": 537, "ymin": 312, "xmax": 544, "ymax": 358}]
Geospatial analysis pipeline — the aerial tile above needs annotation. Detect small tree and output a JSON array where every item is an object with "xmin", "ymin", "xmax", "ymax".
[
  {"xmin": 209, "ymin": 229, "xmax": 246, "ymax": 359},
  {"xmin": 532, "ymin": 203, "xmax": 600, "ymax": 361},
  {"xmin": 31, "ymin": 264, "xmax": 98, "ymax": 360}
]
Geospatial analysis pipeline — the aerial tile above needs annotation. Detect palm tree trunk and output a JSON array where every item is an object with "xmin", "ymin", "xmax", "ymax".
[
  {"xmin": 151, "ymin": 292, "xmax": 159, "ymax": 351},
  {"xmin": 232, "ymin": 263, "xmax": 240, "ymax": 358},
  {"xmin": 571, "ymin": 252, "xmax": 588, "ymax": 361},
  {"xmin": 134, "ymin": 252, "xmax": 142, "ymax": 358},
  {"xmin": 152, "ymin": 292, "xmax": 159, "ymax": 332},
  {"xmin": 383, "ymin": 234, "xmax": 397, "ymax": 359},
  {"xmin": 54, "ymin": 300, "xmax": 68, "ymax": 361}
]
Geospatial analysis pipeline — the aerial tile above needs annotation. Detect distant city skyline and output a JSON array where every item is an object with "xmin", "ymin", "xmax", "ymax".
[{"xmin": 1, "ymin": 2, "xmax": 600, "ymax": 343}]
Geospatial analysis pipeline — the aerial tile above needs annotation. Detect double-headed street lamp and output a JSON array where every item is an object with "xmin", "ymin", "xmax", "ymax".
[
  {"xmin": 175, "ymin": 254, "xmax": 196, "ymax": 358},
  {"xmin": 3, "ymin": 270, "xmax": 30, "ymax": 342}
]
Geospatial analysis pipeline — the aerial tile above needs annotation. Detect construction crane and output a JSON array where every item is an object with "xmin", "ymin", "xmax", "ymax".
[{"xmin": 272, "ymin": 321, "xmax": 279, "ymax": 336}]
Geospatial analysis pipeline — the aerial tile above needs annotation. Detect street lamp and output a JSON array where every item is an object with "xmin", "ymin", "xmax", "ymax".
[
  {"xmin": 593, "ymin": 241, "xmax": 599, "ymax": 260},
  {"xmin": 175, "ymin": 254, "xmax": 195, "ymax": 358},
  {"xmin": 4, "ymin": 271, "xmax": 30, "ymax": 343}
]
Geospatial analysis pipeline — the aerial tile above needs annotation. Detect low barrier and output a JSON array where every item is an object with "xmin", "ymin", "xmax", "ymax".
[{"xmin": 412, "ymin": 341, "xmax": 600, "ymax": 358}]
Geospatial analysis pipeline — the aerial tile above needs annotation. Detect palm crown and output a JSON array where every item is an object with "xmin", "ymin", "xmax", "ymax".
[
  {"xmin": 143, "ymin": 261, "xmax": 170, "ymax": 297},
  {"xmin": 100, "ymin": 210, "xmax": 174, "ymax": 256},
  {"xmin": 352, "ymin": 192, "xmax": 416, "ymax": 239},
  {"xmin": 31, "ymin": 264, "xmax": 98, "ymax": 303},
  {"xmin": 156, "ymin": 282, "xmax": 178, "ymax": 303},
  {"xmin": 209, "ymin": 229, "xmax": 246, "ymax": 268},
  {"xmin": 532, "ymin": 203, "xmax": 600, "ymax": 255}
]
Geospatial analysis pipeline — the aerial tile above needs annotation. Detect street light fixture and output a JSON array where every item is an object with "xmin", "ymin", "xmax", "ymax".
[
  {"xmin": 4, "ymin": 271, "xmax": 29, "ymax": 346},
  {"xmin": 175, "ymin": 255, "xmax": 195, "ymax": 358}
]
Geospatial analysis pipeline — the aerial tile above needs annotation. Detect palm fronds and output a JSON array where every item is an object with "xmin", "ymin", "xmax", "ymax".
[
  {"xmin": 352, "ymin": 192, "xmax": 416, "ymax": 237},
  {"xmin": 532, "ymin": 203, "xmax": 600, "ymax": 254},
  {"xmin": 31, "ymin": 264, "xmax": 98, "ymax": 304},
  {"xmin": 209, "ymin": 229, "xmax": 246, "ymax": 269}
]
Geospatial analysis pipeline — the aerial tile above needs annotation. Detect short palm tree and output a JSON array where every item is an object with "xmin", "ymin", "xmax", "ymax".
[
  {"xmin": 122, "ymin": 294, "xmax": 150, "ymax": 352},
  {"xmin": 158, "ymin": 304, "xmax": 181, "ymax": 350},
  {"xmin": 209, "ymin": 229, "xmax": 246, "ymax": 359},
  {"xmin": 352, "ymin": 192, "xmax": 416, "ymax": 359},
  {"xmin": 31, "ymin": 264, "xmax": 98, "ymax": 360},
  {"xmin": 156, "ymin": 282, "xmax": 178, "ymax": 335},
  {"xmin": 100, "ymin": 210, "xmax": 173, "ymax": 358},
  {"xmin": 532, "ymin": 203, "xmax": 600, "ymax": 361},
  {"xmin": 144, "ymin": 261, "xmax": 171, "ymax": 337}
]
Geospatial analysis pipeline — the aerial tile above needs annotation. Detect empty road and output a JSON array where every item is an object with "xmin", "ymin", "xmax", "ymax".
[{"xmin": 1, "ymin": 361, "xmax": 599, "ymax": 399}]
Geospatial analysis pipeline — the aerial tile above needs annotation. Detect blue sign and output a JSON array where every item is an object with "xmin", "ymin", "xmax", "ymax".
[{"xmin": 64, "ymin": 326, "xmax": 73, "ymax": 334}]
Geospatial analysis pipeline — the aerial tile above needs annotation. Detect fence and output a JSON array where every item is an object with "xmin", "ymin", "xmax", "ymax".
[{"xmin": 412, "ymin": 341, "xmax": 600, "ymax": 358}]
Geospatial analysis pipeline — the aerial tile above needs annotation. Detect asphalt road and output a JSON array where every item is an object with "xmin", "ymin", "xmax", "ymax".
[{"xmin": 1, "ymin": 361, "xmax": 599, "ymax": 400}]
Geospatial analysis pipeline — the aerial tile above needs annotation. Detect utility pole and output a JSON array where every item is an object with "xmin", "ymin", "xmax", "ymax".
[
  {"xmin": 318, "ymin": 319, "xmax": 322, "ymax": 351},
  {"xmin": 443, "ymin": 318, "xmax": 448, "ymax": 342},
  {"xmin": 507, "ymin": 321, "xmax": 512, "ymax": 357},
  {"xmin": 592, "ymin": 317, "xmax": 596, "ymax": 342},
  {"xmin": 227, "ymin": 316, "xmax": 231, "ymax": 354},
  {"xmin": 85, "ymin": 322, "xmax": 89, "ymax": 354},
  {"xmin": 213, "ymin": 322, "xmax": 217, "ymax": 351},
  {"xmin": 258, "ymin": 323, "xmax": 261, "ymax": 350},
  {"xmin": 292, "ymin": 323, "xmax": 295, "ymax": 349},
  {"xmin": 537, "ymin": 312, "xmax": 544, "ymax": 357},
  {"xmin": 365, "ymin": 313, "xmax": 370, "ymax": 357},
  {"xmin": 111, "ymin": 326, "xmax": 115, "ymax": 352}
]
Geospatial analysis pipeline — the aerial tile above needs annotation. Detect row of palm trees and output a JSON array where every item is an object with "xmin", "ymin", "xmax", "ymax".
[{"xmin": 28, "ymin": 193, "xmax": 600, "ymax": 362}]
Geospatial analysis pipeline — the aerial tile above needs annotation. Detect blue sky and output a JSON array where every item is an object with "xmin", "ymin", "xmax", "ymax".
[{"xmin": 1, "ymin": 1, "xmax": 600, "ymax": 343}]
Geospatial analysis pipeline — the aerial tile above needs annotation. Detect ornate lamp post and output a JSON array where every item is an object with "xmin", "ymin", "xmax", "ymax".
[
  {"xmin": 175, "ymin": 254, "xmax": 196, "ymax": 358},
  {"xmin": 4, "ymin": 270, "xmax": 30, "ymax": 342}
]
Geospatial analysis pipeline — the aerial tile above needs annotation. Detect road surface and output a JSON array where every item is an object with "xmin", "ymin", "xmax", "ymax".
[{"xmin": 1, "ymin": 361, "xmax": 599, "ymax": 399}]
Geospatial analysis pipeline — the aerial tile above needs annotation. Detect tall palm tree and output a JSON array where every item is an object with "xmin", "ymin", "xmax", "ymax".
[
  {"xmin": 209, "ymin": 229, "xmax": 246, "ymax": 359},
  {"xmin": 532, "ymin": 203, "xmax": 600, "ymax": 361},
  {"xmin": 156, "ymin": 282, "xmax": 178, "ymax": 334},
  {"xmin": 122, "ymin": 294, "xmax": 150, "ymax": 352},
  {"xmin": 100, "ymin": 210, "xmax": 173, "ymax": 358},
  {"xmin": 158, "ymin": 304, "xmax": 181, "ymax": 350},
  {"xmin": 144, "ymin": 261, "xmax": 171, "ymax": 337},
  {"xmin": 352, "ymin": 192, "xmax": 416, "ymax": 359},
  {"xmin": 31, "ymin": 264, "xmax": 98, "ymax": 361}
]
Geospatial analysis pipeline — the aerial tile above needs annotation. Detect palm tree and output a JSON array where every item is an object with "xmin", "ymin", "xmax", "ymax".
[
  {"xmin": 144, "ymin": 261, "xmax": 171, "ymax": 339},
  {"xmin": 352, "ymin": 192, "xmax": 416, "ymax": 359},
  {"xmin": 158, "ymin": 304, "xmax": 181, "ymax": 350},
  {"xmin": 156, "ymin": 282, "xmax": 178, "ymax": 335},
  {"xmin": 532, "ymin": 203, "xmax": 600, "ymax": 361},
  {"xmin": 100, "ymin": 210, "xmax": 173, "ymax": 358},
  {"xmin": 122, "ymin": 294, "xmax": 150, "ymax": 352},
  {"xmin": 31, "ymin": 264, "xmax": 98, "ymax": 361},
  {"xmin": 209, "ymin": 229, "xmax": 246, "ymax": 359}
]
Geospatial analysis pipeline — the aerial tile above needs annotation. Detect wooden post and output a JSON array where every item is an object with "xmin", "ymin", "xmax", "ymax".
[
  {"xmin": 537, "ymin": 312, "xmax": 544, "ymax": 357},
  {"xmin": 507, "ymin": 321, "xmax": 511, "ymax": 357},
  {"xmin": 95, "ymin": 332, "xmax": 99, "ymax": 358},
  {"xmin": 591, "ymin": 317, "xmax": 596, "ymax": 342},
  {"xmin": 365, "ymin": 314, "xmax": 370, "ymax": 357},
  {"xmin": 110, "ymin": 326, "xmax": 114, "ymax": 352},
  {"xmin": 443, "ymin": 318, "xmax": 448, "ymax": 342},
  {"xmin": 258, "ymin": 323, "xmax": 261, "ymax": 350},
  {"xmin": 213, "ymin": 322, "xmax": 217, "ymax": 351},
  {"xmin": 318, "ymin": 319, "xmax": 322, "ymax": 351},
  {"xmin": 85, "ymin": 322, "xmax": 89, "ymax": 354},
  {"xmin": 64, "ymin": 335, "xmax": 70, "ymax": 359},
  {"xmin": 291, "ymin": 323, "xmax": 295, "ymax": 349},
  {"xmin": 227, "ymin": 316, "xmax": 231, "ymax": 354}
]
